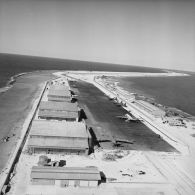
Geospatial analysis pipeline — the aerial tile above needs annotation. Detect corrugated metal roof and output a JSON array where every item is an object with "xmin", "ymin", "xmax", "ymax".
[
  {"xmin": 38, "ymin": 110, "xmax": 78, "ymax": 119},
  {"xmin": 30, "ymin": 121, "xmax": 88, "ymax": 138},
  {"xmin": 28, "ymin": 137, "xmax": 88, "ymax": 149},
  {"xmin": 48, "ymin": 96, "xmax": 72, "ymax": 102},
  {"xmin": 49, "ymin": 85, "xmax": 69, "ymax": 91},
  {"xmin": 39, "ymin": 101, "xmax": 78, "ymax": 112},
  {"xmin": 32, "ymin": 166, "xmax": 100, "ymax": 174},
  {"xmin": 48, "ymin": 89, "xmax": 71, "ymax": 97},
  {"xmin": 31, "ymin": 166, "xmax": 101, "ymax": 181}
]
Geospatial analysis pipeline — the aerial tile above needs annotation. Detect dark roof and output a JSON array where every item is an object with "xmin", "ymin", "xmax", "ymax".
[
  {"xmin": 30, "ymin": 121, "xmax": 88, "ymax": 138},
  {"xmin": 38, "ymin": 110, "xmax": 78, "ymax": 119},
  {"xmin": 39, "ymin": 101, "xmax": 78, "ymax": 112},
  {"xmin": 31, "ymin": 166, "xmax": 101, "ymax": 181}
]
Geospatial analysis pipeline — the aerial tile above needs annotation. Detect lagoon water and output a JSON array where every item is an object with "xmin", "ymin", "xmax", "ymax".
[{"xmin": 117, "ymin": 74, "xmax": 195, "ymax": 116}]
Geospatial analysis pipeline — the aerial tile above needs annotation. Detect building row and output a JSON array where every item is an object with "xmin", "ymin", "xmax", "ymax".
[
  {"xmin": 28, "ymin": 81, "xmax": 90, "ymax": 154},
  {"xmin": 24, "ymin": 79, "xmax": 101, "ymax": 191}
]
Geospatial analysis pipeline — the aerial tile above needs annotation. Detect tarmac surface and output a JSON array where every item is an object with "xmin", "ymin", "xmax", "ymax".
[{"xmin": 72, "ymin": 81, "xmax": 176, "ymax": 152}]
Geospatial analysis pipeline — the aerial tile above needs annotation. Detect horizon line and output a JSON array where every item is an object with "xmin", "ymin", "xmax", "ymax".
[{"xmin": 0, "ymin": 52, "xmax": 194, "ymax": 74}]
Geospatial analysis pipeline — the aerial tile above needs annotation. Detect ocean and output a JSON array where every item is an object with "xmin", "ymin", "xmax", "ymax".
[
  {"xmin": 0, "ymin": 53, "xmax": 163, "ymax": 88},
  {"xmin": 117, "ymin": 74, "xmax": 195, "ymax": 116},
  {"xmin": 1, "ymin": 53, "xmax": 194, "ymax": 116}
]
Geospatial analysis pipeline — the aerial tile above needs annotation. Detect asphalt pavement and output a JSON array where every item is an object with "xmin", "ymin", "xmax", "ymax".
[{"xmin": 72, "ymin": 81, "xmax": 176, "ymax": 152}]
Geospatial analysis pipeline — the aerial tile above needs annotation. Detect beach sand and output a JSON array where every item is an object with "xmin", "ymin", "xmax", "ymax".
[{"xmin": 0, "ymin": 71, "xmax": 56, "ymax": 173}]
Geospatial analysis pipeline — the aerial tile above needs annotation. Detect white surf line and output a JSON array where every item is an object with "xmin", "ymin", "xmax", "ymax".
[
  {"xmin": 0, "ymin": 81, "xmax": 48, "ymax": 193},
  {"xmin": 60, "ymin": 71, "xmax": 189, "ymax": 77},
  {"xmin": 53, "ymin": 71, "xmax": 189, "ymax": 79}
]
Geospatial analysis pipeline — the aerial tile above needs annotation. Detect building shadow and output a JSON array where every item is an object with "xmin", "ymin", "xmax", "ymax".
[
  {"xmin": 78, "ymin": 109, "xmax": 87, "ymax": 121},
  {"xmin": 88, "ymin": 127, "xmax": 100, "ymax": 154},
  {"xmin": 71, "ymin": 98, "xmax": 77, "ymax": 103},
  {"xmin": 99, "ymin": 171, "xmax": 106, "ymax": 184}
]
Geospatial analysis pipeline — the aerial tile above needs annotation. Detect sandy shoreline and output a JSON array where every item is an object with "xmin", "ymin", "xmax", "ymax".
[
  {"xmin": 0, "ymin": 72, "xmax": 31, "ymax": 93},
  {"xmin": 61, "ymin": 70, "xmax": 189, "ymax": 77},
  {"xmin": 0, "ymin": 70, "xmax": 53, "ymax": 94},
  {"xmin": 0, "ymin": 71, "xmax": 56, "ymax": 173}
]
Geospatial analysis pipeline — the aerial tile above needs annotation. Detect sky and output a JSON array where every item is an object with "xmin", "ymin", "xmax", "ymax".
[{"xmin": 0, "ymin": 0, "xmax": 195, "ymax": 71}]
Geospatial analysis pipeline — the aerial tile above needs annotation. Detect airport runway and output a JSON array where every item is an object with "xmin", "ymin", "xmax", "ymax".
[{"xmin": 72, "ymin": 81, "xmax": 176, "ymax": 151}]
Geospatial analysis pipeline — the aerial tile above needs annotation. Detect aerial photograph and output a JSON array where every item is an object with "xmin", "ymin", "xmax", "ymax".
[{"xmin": 0, "ymin": 0, "xmax": 195, "ymax": 195}]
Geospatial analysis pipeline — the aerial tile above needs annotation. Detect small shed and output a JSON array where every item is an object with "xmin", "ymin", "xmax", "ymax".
[{"xmin": 31, "ymin": 166, "xmax": 101, "ymax": 187}]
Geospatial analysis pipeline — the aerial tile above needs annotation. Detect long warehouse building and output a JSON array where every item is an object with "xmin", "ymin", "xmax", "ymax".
[
  {"xmin": 39, "ymin": 101, "xmax": 78, "ymax": 112},
  {"xmin": 38, "ymin": 101, "xmax": 79, "ymax": 121},
  {"xmin": 48, "ymin": 89, "xmax": 72, "ymax": 102},
  {"xmin": 28, "ymin": 120, "xmax": 90, "ymax": 154},
  {"xmin": 47, "ymin": 85, "xmax": 72, "ymax": 102},
  {"xmin": 38, "ymin": 110, "xmax": 78, "ymax": 121},
  {"xmin": 30, "ymin": 166, "xmax": 101, "ymax": 187},
  {"xmin": 49, "ymin": 85, "xmax": 69, "ymax": 91}
]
